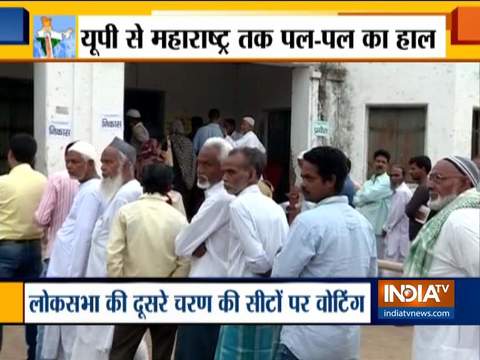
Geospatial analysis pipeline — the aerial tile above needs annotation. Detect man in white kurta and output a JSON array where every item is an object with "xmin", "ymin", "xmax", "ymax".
[
  {"xmin": 404, "ymin": 156, "xmax": 480, "ymax": 360},
  {"xmin": 382, "ymin": 166, "xmax": 412, "ymax": 265},
  {"xmin": 42, "ymin": 142, "xmax": 103, "ymax": 360},
  {"xmin": 71, "ymin": 138, "xmax": 147, "ymax": 360},
  {"xmin": 227, "ymin": 116, "xmax": 266, "ymax": 154},
  {"xmin": 175, "ymin": 138, "xmax": 234, "ymax": 360},
  {"xmin": 215, "ymin": 147, "xmax": 288, "ymax": 360}
]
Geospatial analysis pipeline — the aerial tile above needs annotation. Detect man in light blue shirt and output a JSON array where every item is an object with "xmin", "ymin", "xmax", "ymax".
[
  {"xmin": 193, "ymin": 108, "xmax": 224, "ymax": 154},
  {"xmin": 273, "ymin": 146, "xmax": 377, "ymax": 360},
  {"xmin": 354, "ymin": 149, "xmax": 393, "ymax": 259}
]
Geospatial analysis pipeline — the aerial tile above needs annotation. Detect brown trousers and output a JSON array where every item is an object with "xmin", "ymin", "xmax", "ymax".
[{"xmin": 109, "ymin": 324, "xmax": 177, "ymax": 360}]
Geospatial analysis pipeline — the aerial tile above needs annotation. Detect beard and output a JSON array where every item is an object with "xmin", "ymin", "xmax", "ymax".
[
  {"xmin": 197, "ymin": 177, "xmax": 211, "ymax": 190},
  {"xmin": 101, "ymin": 173, "xmax": 124, "ymax": 202},
  {"xmin": 428, "ymin": 193, "xmax": 457, "ymax": 211}
]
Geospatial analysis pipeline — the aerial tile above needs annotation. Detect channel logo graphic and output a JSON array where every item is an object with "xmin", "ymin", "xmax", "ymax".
[{"xmin": 378, "ymin": 280, "xmax": 455, "ymax": 320}]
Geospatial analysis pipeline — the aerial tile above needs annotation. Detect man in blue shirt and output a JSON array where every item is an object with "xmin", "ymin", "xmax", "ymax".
[
  {"xmin": 273, "ymin": 146, "xmax": 377, "ymax": 360},
  {"xmin": 193, "ymin": 108, "xmax": 224, "ymax": 154}
]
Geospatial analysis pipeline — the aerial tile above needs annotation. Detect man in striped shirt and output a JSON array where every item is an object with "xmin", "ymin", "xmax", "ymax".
[{"xmin": 35, "ymin": 141, "xmax": 79, "ymax": 272}]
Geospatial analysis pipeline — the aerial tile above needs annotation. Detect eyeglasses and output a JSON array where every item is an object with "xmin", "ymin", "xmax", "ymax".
[{"xmin": 428, "ymin": 173, "xmax": 465, "ymax": 184}]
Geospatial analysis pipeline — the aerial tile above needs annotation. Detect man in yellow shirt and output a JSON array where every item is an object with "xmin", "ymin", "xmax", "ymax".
[
  {"xmin": 107, "ymin": 163, "xmax": 189, "ymax": 360},
  {"xmin": 0, "ymin": 133, "xmax": 47, "ymax": 360}
]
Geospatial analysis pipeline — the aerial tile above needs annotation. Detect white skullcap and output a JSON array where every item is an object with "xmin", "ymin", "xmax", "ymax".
[
  {"xmin": 126, "ymin": 108, "xmax": 141, "ymax": 118},
  {"xmin": 68, "ymin": 141, "xmax": 98, "ymax": 161},
  {"xmin": 243, "ymin": 116, "xmax": 255, "ymax": 127},
  {"xmin": 297, "ymin": 150, "xmax": 308, "ymax": 160}
]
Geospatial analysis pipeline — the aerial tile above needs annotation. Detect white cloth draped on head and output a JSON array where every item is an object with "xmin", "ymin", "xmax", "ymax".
[{"xmin": 68, "ymin": 141, "xmax": 100, "ymax": 174}]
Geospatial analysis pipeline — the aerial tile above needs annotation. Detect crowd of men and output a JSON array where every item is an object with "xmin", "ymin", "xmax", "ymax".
[{"xmin": 0, "ymin": 107, "xmax": 479, "ymax": 360}]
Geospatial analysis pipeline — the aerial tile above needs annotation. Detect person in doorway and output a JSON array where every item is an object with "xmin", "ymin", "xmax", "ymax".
[
  {"xmin": 193, "ymin": 108, "xmax": 224, "ymax": 154},
  {"xmin": 405, "ymin": 156, "xmax": 479, "ymax": 360},
  {"xmin": 107, "ymin": 164, "xmax": 189, "ymax": 360},
  {"xmin": 272, "ymin": 146, "xmax": 377, "ymax": 360},
  {"xmin": 215, "ymin": 147, "xmax": 288, "ymax": 360},
  {"xmin": 382, "ymin": 165, "xmax": 412, "ymax": 268},
  {"xmin": 169, "ymin": 119, "xmax": 196, "ymax": 219},
  {"xmin": 228, "ymin": 116, "xmax": 266, "ymax": 153},
  {"xmin": 223, "ymin": 118, "xmax": 242, "ymax": 140},
  {"xmin": 0, "ymin": 134, "xmax": 47, "ymax": 360},
  {"xmin": 405, "ymin": 155, "xmax": 433, "ymax": 241},
  {"xmin": 189, "ymin": 116, "xmax": 204, "ymax": 141},
  {"xmin": 354, "ymin": 149, "xmax": 393, "ymax": 259},
  {"xmin": 126, "ymin": 108, "xmax": 150, "ymax": 152}
]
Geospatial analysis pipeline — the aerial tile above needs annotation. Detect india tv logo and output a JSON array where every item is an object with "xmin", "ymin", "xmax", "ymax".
[
  {"xmin": 378, "ymin": 280, "xmax": 455, "ymax": 320},
  {"xmin": 34, "ymin": 16, "xmax": 76, "ymax": 58}
]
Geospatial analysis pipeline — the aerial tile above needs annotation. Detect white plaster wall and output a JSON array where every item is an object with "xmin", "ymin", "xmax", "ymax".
[
  {"xmin": 342, "ymin": 63, "xmax": 479, "ymax": 182},
  {"xmin": 34, "ymin": 63, "xmax": 124, "ymax": 175}
]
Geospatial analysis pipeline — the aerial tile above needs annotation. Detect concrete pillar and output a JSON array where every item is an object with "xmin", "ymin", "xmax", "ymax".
[
  {"xmin": 290, "ymin": 66, "xmax": 322, "ymax": 162},
  {"xmin": 34, "ymin": 63, "xmax": 125, "ymax": 175}
]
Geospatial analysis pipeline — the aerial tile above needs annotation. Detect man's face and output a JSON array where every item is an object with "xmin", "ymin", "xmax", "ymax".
[
  {"xmin": 301, "ymin": 160, "xmax": 335, "ymax": 203},
  {"xmin": 427, "ymin": 160, "xmax": 469, "ymax": 211},
  {"xmin": 239, "ymin": 120, "xmax": 251, "ymax": 134},
  {"xmin": 390, "ymin": 167, "xmax": 404, "ymax": 189},
  {"xmin": 374, "ymin": 155, "xmax": 389, "ymax": 175},
  {"xmin": 222, "ymin": 153, "xmax": 253, "ymax": 195},
  {"xmin": 197, "ymin": 146, "xmax": 223, "ymax": 189},
  {"xmin": 66, "ymin": 151, "xmax": 89, "ymax": 181},
  {"xmin": 101, "ymin": 146, "xmax": 122, "ymax": 179},
  {"xmin": 409, "ymin": 163, "xmax": 424, "ymax": 182},
  {"xmin": 128, "ymin": 117, "xmax": 139, "ymax": 128}
]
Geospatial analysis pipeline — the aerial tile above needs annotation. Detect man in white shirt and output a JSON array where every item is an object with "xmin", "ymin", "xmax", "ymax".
[
  {"xmin": 215, "ymin": 147, "xmax": 288, "ymax": 359},
  {"xmin": 382, "ymin": 165, "xmax": 412, "ymax": 268},
  {"xmin": 71, "ymin": 137, "xmax": 147, "ymax": 360},
  {"xmin": 43, "ymin": 141, "xmax": 103, "ymax": 360},
  {"xmin": 174, "ymin": 137, "xmax": 234, "ymax": 360},
  {"xmin": 126, "ymin": 108, "xmax": 150, "ymax": 152},
  {"xmin": 404, "ymin": 156, "xmax": 480, "ymax": 360},
  {"xmin": 228, "ymin": 116, "xmax": 266, "ymax": 154}
]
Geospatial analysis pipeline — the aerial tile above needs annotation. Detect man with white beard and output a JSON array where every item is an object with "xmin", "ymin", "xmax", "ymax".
[
  {"xmin": 71, "ymin": 137, "xmax": 147, "ymax": 360},
  {"xmin": 42, "ymin": 141, "xmax": 103, "ymax": 360},
  {"xmin": 405, "ymin": 156, "xmax": 480, "ymax": 360},
  {"xmin": 175, "ymin": 137, "xmax": 234, "ymax": 360}
]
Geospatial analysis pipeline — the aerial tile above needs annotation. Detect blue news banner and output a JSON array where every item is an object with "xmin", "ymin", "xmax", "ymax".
[{"xmin": 18, "ymin": 278, "xmax": 480, "ymax": 325}]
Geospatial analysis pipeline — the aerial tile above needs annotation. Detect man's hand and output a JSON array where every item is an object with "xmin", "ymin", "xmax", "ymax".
[{"xmin": 193, "ymin": 243, "xmax": 207, "ymax": 258}]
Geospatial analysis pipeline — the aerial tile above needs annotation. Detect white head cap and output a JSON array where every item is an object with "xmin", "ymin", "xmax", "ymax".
[
  {"xmin": 68, "ymin": 141, "xmax": 98, "ymax": 161},
  {"xmin": 297, "ymin": 150, "xmax": 308, "ymax": 160},
  {"xmin": 68, "ymin": 141, "xmax": 100, "ymax": 174},
  {"xmin": 126, "ymin": 108, "xmax": 141, "ymax": 119},
  {"xmin": 242, "ymin": 116, "xmax": 255, "ymax": 127}
]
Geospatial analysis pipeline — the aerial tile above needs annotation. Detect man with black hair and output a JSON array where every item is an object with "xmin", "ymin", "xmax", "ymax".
[
  {"xmin": 406, "ymin": 155, "xmax": 433, "ymax": 240},
  {"xmin": 215, "ymin": 147, "xmax": 288, "ymax": 360},
  {"xmin": 193, "ymin": 108, "xmax": 224, "ymax": 154},
  {"xmin": 107, "ymin": 163, "xmax": 189, "ymax": 360},
  {"xmin": 354, "ymin": 149, "xmax": 393, "ymax": 259},
  {"xmin": 273, "ymin": 146, "xmax": 377, "ymax": 360},
  {"xmin": 0, "ymin": 134, "xmax": 47, "ymax": 360}
]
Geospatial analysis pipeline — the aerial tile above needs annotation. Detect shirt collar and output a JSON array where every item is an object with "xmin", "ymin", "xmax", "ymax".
[
  {"xmin": 10, "ymin": 163, "xmax": 33, "ymax": 175},
  {"xmin": 238, "ymin": 184, "xmax": 261, "ymax": 196},
  {"xmin": 139, "ymin": 193, "xmax": 170, "ymax": 202},
  {"xmin": 316, "ymin": 195, "xmax": 349, "ymax": 207},
  {"xmin": 205, "ymin": 181, "xmax": 225, "ymax": 198}
]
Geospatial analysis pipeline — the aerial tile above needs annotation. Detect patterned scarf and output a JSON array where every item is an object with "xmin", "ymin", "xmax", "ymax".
[
  {"xmin": 404, "ymin": 188, "xmax": 480, "ymax": 277},
  {"xmin": 170, "ymin": 133, "xmax": 196, "ymax": 190}
]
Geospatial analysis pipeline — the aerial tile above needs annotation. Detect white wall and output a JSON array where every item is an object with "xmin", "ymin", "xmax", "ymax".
[
  {"xmin": 342, "ymin": 63, "xmax": 480, "ymax": 182},
  {"xmin": 34, "ymin": 63, "xmax": 125, "ymax": 175}
]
